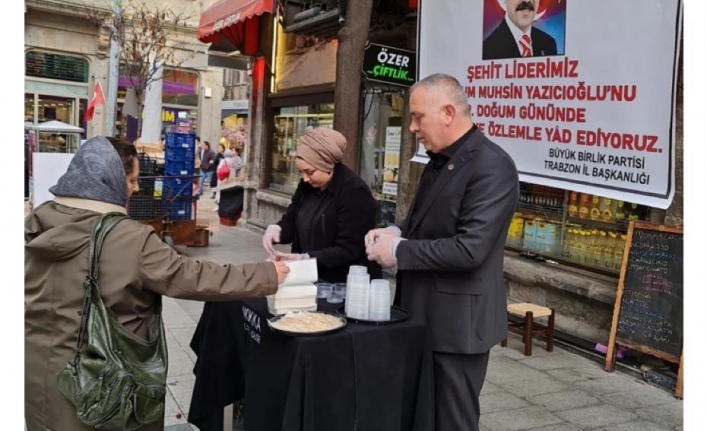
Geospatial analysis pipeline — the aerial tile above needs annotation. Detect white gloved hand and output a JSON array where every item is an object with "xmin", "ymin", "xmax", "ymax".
[
  {"xmin": 366, "ymin": 236, "xmax": 405, "ymax": 268},
  {"xmin": 262, "ymin": 224, "xmax": 282, "ymax": 256},
  {"xmin": 364, "ymin": 226, "xmax": 401, "ymax": 248}
]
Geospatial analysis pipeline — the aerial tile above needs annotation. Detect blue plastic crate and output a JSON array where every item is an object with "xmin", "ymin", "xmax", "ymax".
[
  {"xmin": 165, "ymin": 132, "xmax": 195, "ymax": 151},
  {"xmin": 163, "ymin": 177, "xmax": 192, "ymax": 197},
  {"xmin": 165, "ymin": 150, "xmax": 195, "ymax": 163},
  {"xmin": 164, "ymin": 161, "xmax": 194, "ymax": 176},
  {"xmin": 163, "ymin": 197, "xmax": 192, "ymax": 221}
]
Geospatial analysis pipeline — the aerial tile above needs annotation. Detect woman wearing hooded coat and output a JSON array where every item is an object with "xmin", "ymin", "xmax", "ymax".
[
  {"xmin": 24, "ymin": 136, "xmax": 289, "ymax": 431},
  {"xmin": 262, "ymin": 127, "xmax": 382, "ymax": 283}
]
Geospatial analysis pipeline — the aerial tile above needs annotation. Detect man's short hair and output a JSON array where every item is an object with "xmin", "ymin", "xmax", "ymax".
[
  {"xmin": 410, "ymin": 73, "xmax": 470, "ymax": 116},
  {"xmin": 203, "ymin": 141, "xmax": 211, "ymax": 149},
  {"xmin": 105, "ymin": 137, "xmax": 138, "ymax": 175}
]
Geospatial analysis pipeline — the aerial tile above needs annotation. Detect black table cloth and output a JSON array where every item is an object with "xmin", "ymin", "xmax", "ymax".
[{"xmin": 188, "ymin": 298, "xmax": 434, "ymax": 431}]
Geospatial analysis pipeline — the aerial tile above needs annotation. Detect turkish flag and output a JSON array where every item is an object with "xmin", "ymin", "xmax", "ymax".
[{"xmin": 85, "ymin": 81, "xmax": 106, "ymax": 122}]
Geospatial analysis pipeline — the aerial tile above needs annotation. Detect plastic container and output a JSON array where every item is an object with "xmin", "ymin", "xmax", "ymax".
[
  {"xmin": 346, "ymin": 273, "xmax": 370, "ymax": 320},
  {"xmin": 368, "ymin": 279, "xmax": 391, "ymax": 321},
  {"xmin": 328, "ymin": 283, "xmax": 346, "ymax": 304},
  {"xmin": 316, "ymin": 282, "xmax": 332, "ymax": 299},
  {"xmin": 345, "ymin": 266, "xmax": 368, "ymax": 314}
]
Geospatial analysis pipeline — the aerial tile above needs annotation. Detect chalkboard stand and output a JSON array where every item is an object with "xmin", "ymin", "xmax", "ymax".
[{"xmin": 604, "ymin": 221, "xmax": 683, "ymax": 399}]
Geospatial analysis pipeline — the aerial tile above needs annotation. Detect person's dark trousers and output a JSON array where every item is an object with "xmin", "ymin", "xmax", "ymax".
[{"xmin": 433, "ymin": 351, "xmax": 490, "ymax": 431}]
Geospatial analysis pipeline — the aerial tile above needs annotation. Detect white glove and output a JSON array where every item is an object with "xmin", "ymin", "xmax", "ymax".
[
  {"xmin": 366, "ymin": 236, "xmax": 405, "ymax": 268},
  {"xmin": 262, "ymin": 224, "xmax": 282, "ymax": 256},
  {"xmin": 364, "ymin": 226, "xmax": 401, "ymax": 248}
]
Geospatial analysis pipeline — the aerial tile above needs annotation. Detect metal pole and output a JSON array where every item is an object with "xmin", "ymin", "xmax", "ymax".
[{"xmin": 105, "ymin": 0, "xmax": 121, "ymax": 137}]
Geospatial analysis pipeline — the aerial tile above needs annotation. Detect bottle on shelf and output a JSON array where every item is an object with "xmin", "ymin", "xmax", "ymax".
[
  {"xmin": 561, "ymin": 228, "xmax": 573, "ymax": 259},
  {"xmin": 523, "ymin": 219, "xmax": 537, "ymax": 251},
  {"xmin": 578, "ymin": 194, "xmax": 591, "ymax": 219},
  {"xmin": 593, "ymin": 230, "xmax": 606, "ymax": 268},
  {"xmin": 613, "ymin": 234, "xmax": 627, "ymax": 269},
  {"xmin": 615, "ymin": 201, "xmax": 627, "ymax": 222},
  {"xmin": 600, "ymin": 197, "xmax": 616, "ymax": 222},
  {"xmin": 589, "ymin": 195, "xmax": 601, "ymax": 221},
  {"xmin": 627, "ymin": 203, "xmax": 642, "ymax": 221},
  {"xmin": 583, "ymin": 230, "xmax": 595, "ymax": 266},
  {"xmin": 602, "ymin": 231, "xmax": 616, "ymax": 271},
  {"xmin": 568, "ymin": 192, "xmax": 579, "ymax": 217}
]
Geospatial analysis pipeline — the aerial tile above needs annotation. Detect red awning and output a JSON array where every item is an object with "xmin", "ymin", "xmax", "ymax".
[{"xmin": 198, "ymin": 0, "xmax": 275, "ymax": 56}]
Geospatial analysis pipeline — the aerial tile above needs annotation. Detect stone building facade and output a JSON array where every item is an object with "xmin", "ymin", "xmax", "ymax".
[{"xmin": 24, "ymin": 0, "xmax": 226, "ymax": 144}]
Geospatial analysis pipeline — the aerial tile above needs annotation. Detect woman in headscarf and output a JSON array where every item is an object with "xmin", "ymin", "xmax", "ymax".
[
  {"xmin": 262, "ymin": 127, "xmax": 382, "ymax": 283},
  {"xmin": 213, "ymin": 149, "xmax": 239, "ymax": 212},
  {"xmin": 24, "ymin": 136, "xmax": 289, "ymax": 431}
]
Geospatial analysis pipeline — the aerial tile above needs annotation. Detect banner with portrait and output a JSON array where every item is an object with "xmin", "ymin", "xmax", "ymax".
[{"xmin": 417, "ymin": 0, "xmax": 682, "ymax": 208}]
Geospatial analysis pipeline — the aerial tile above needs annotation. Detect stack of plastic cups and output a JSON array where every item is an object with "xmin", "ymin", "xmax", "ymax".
[
  {"xmin": 345, "ymin": 265, "xmax": 368, "ymax": 315},
  {"xmin": 368, "ymin": 279, "xmax": 391, "ymax": 321},
  {"xmin": 346, "ymin": 273, "xmax": 371, "ymax": 320}
]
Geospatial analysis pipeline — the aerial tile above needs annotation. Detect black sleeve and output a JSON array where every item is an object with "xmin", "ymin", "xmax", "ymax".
[
  {"xmin": 307, "ymin": 181, "xmax": 376, "ymax": 269},
  {"xmin": 277, "ymin": 182, "xmax": 303, "ymax": 245}
]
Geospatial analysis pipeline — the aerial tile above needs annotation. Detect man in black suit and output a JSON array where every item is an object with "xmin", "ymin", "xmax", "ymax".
[
  {"xmin": 483, "ymin": 0, "xmax": 557, "ymax": 60},
  {"xmin": 366, "ymin": 74, "xmax": 519, "ymax": 431}
]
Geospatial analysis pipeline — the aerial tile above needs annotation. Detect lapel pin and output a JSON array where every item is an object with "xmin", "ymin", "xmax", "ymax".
[{"xmin": 448, "ymin": 164, "xmax": 455, "ymax": 171}]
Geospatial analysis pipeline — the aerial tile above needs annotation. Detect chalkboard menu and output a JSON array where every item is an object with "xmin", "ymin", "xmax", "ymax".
[
  {"xmin": 616, "ymin": 225, "xmax": 683, "ymax": 357},
  {"xmin": 605, "ymin": 221, "xmax": 683, "ymax": 397}
]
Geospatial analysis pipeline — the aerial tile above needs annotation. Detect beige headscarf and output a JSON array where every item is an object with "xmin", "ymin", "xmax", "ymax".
[{"xmin": 296, "ymin": 128, "xmax": 347, "ymax": 173}]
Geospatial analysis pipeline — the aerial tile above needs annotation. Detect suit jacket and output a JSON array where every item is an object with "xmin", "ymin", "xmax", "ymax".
[
  {"xmin": 278, "ymin": 163, "xmax": 382, "ymax": 283},
  {"xmin": 483, "ymin": 18, "xmax": 557, "ymax": 60},
  {"xmin": 395, "ymin": 130, "xmax": 519, "ymax": 354}
]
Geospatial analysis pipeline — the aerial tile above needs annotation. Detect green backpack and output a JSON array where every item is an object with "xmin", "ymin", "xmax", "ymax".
[{"xmin": 56, "ymin": 212, "xmax": 168, "ymax": 430}]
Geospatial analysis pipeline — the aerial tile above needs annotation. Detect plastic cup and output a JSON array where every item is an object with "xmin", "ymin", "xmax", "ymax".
[
  {"xmin": 368, "ymin": 279, "xmax": 391, "ymax": 321},
  {"xmin": 316, "ymin": 282, "xmax": 332, "ymax": 299},
  {"xmin": 348, "ymin": 265, "xmax": 368, "ymax": 275},
  {"xmin": 328, "ymin": 283, "xmax": 346, "ymax": 304}
]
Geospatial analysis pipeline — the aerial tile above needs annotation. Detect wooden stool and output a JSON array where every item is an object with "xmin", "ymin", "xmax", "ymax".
[{"xmin": 501, "ymin": 302, "xmax": 555, "ymax": 356}]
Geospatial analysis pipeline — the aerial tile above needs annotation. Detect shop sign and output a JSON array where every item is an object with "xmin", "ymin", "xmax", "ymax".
[
  {"xmin": 363, "ymin": 43, "xmax": 416, "ymax": 87},
  {"xmin": 418, "ymin": 0, "xmax": 682, "ymax": 209},
  {"xmin": 161, "ymin": 108, "xmax": 190, "ymax": 125}
]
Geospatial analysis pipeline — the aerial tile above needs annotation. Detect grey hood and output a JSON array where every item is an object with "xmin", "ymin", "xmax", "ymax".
[{"xmin": 49, "ymin": 136, "xmax": 128, "ymax": 207}]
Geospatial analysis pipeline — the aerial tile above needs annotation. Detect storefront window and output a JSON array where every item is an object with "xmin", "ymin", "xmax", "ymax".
[
  {"xmin": 508, "ymin": 183, "xmax": 654, "ymax": 275},
  {"xmin": 36, "ymin": 95, "xmax": 74, "ymax": 124},
  {"xmin": 358, "ymin": 90, "xmax": 405, "ymax": 227},
  {"xmin": 25, "ymin": 51, "xmax": 89, "ymax": 83},
  {"xmin": 269, "ymin": 104, "xmax": 334, "ymax": 194}
]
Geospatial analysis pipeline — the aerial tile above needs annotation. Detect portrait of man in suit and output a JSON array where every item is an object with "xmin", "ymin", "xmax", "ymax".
[
  {"xmin": 365, "ymin": 73, "xmax": 519, "ymax": 431},
  {"xmin": 483, "ymin": 0, "xmax": 563, "ymax": 60}
]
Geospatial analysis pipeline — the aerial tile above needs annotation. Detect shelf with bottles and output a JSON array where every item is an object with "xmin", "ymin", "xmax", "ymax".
[
  {"xmin": 515, "ymin": 183, "xmax": 565, "ymax": 224},
  {"xmin": 559, "ymin": 225, "xmax": 627, "ymax": 273},
  {"xmin": 566, "ymin": 192, "xmax": 647, "ymax": 229},
  {"xmin": 507, "ymin": 183, "xmax": 653, "ymax": 275}
]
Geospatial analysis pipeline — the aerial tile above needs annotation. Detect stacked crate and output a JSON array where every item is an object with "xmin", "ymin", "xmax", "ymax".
[
  {"xmin": 128, "ymin": 153, "xmax": 161, "ymax": 220},
  {"xmin": 163, "ymin": 132, "xmax": 195, "ymax": 221}
]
